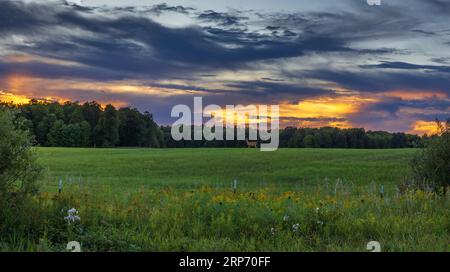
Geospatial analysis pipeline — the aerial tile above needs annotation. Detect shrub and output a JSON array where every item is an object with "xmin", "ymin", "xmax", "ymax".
[
  {"xmin": 0, "ymin": 107, "xmax": 42, "ymax": 204},
  {"xmin": 410, "ymin": 119, "xmax": 450, "ymax": 193}
]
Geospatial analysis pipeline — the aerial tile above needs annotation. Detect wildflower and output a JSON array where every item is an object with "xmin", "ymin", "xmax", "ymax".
[
  {"xmin": 64, "ymin": 208, "xmax": 81, "ymax": 223},
  {"xmin": 270, "ymin": 227, "xmax": 276, "ymax": 235},
  {"xmin": 292, "ymin": 223, "xmax": 300, "ymax": 232},
  {"xmin": 283, "ymin": 215, "xmax": 289, "ymax": 222},
  {"xmin": 317, "ymin": 220, "xmax": 324, "ymax": 226},
  {"xmin": 315, "ymin": 207, "xmax": 320, "ymax": 213}
]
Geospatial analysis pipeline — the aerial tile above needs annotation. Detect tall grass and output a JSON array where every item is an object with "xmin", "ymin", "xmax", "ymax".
[{"xmin": 1, "ymin": 184, "xmax": 448, "ymax": 252}]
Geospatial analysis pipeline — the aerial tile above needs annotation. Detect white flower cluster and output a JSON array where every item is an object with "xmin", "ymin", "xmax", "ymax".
[
  {"xmin": 64, "ymin": 208, "xmax": 81, "ymax": 223},
  {"xmin": 270, "ymin": 227, "xmax": 276, "ymax": 235}
]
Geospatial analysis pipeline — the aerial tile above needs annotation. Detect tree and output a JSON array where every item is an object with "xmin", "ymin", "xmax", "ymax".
[
  {"xmin": 335, "ymin": 132, "xmax": 347, "ymax": 148},
  {"xmin": 47, "ymin": 120, "xmax": 66, "ymax": 146},
  {"xmin": 0, "ymin": 107, "xmax": 41, "ymax": 203},
  {"xmin": 391, "ymin": 133, "xmax": 407, "ymax": 148},
  {"xmin": 346, "ymin": 128, "xmax": 367, "ymax": 148},
  {"xmin": 95, "ymin": 104, "xmax": 119, "ymax": 147},
  {"xmin": 82, "ymin": 101, "xmax": 102, "ymax": 146},
  {"xmin": 411, "ymin": 120, "xmax": 450, "ymax": 193},
  {"xmin": 35, "ymin": 113, "xmax": 57, "ymax": 146},
  {"xmin": 317, "ymin": 127, "xmax": 334, "ymax": 148},
  {"xmin": 142, "ymin": 111, "xmax": 162, "ymax": 147},
  {"xmin": 302, "ymin": 135, "xmax": 315, "ymax": 147},
  {"xmin": 69, "ymin": 108, "xmax": 84, "ymax": 124},
  {"xmin": 78, "ymin": 121, "xmax": 92, "ymax": 147},
  {"xmin": 280, "ymin": 127, "xmax": 297, "ymax": 147},
  {"xmin": 118, "ymin": 107, "xmax": 146, "ymax": 146}
]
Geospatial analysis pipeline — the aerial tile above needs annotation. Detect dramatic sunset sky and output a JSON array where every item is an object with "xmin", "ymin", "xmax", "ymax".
[{"xmin": 1, "ymin": 0, "xmax": 449, "ymax": 134}]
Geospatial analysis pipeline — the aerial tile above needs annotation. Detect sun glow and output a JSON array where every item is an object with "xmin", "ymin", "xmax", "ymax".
[
  {"xmin": 0, "ymin": 90, "xmax": 30, "ymax": 104},
  {"xmin": 278, "ymin": 96, "xmax": 378, "ymax": 128},
  {"xmin": 410, "ymin": 120, "xmax": 441, "ymax": 135}
]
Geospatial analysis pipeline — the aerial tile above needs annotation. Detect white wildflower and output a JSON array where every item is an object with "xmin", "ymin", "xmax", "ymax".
[
  {"xmin": 316, "ymin": 207, "xmax": 320, "ymax": 213},
  {"xmin": 64, "ymin": 208, "xmax": 81, "ymax": 223},
  {"xmin": 270, "ymin": 227, "xmax": 276, "ymax": 235},
  {"xmin": 317, "ymin": 220, "xmax": 324, "ymax": 226},
  {"xmin": 283, "ymin": 215, "xmax": 289, "ymax": 222},
  {"xmin": 292, "ymin": 223, "xmax": 300, "ymax": 232}
]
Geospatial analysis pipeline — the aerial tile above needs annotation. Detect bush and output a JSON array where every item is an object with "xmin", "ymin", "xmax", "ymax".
[
  {"xmin": 410, "ymin": 119, "xmax": 450, "ymax": 193},
  {"xmin": 0, "ymin": 106, "xmax": 41, "ymax": 204}
]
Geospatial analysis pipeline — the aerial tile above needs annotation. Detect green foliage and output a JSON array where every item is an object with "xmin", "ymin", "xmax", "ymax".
[
  {"xmin": 162, "ymin": 125, "xmax": 423, "ymax": 149},
  {"xmin": 6, "ymin": 99, "xmax": 425, "ymax": 149},
  {"xmin": 95, "ymin": 104, "xmax": 119, "ymax": 147},
  {"xmin": 411, "ymin": 120, "xmax": 450, "ymax": 192},
  {"xmin": 0, "ymin": 186, "xmax": 448, "ymax": 252},
  {"xmin": 47, "ymin": 120, "xmax": 65, "ymax": 146},
  {"xmin": 0, "ymin": 107, "xmax": 41, "ymax": 204},
  {"xmin": 10, "ymin": 100, "xmax": 164, "ymax": 148}
]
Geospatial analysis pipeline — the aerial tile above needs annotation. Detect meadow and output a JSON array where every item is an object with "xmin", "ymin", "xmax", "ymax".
[
  {"xmin": 37, "ymin": 148, "xmax": 416, "ymax": 191},
  {"xmin": 1, "ymin": 148, "xmax": 449, "ymax": 252}
]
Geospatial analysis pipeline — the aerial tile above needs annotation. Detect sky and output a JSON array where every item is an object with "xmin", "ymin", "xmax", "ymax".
[{"xmin": 0, "ymin": 0, "xmax": 449, "ymax": 134}]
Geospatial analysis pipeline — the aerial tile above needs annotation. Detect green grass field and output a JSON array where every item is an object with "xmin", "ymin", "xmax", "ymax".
[
  {"xmin": 2, "ymin": 148, "xmax": 449, "ymax": 252},
  {"xmin": 37, "ymin": 148, "xmax": 416, "ymax": 191}
]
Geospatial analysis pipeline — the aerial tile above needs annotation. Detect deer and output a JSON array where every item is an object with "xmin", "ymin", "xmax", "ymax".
[{"xmin": 246, "ymin": 139, "xmax": 257, "ymax": 148}]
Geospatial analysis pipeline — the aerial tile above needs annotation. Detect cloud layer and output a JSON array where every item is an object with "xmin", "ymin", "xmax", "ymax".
[{"xmin": 0, "ymin": 0, "xmax": 449, "ymax": 133}]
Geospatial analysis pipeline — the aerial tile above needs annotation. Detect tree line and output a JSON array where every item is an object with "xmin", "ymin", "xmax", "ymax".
[
  {"xmin": 161, "ymin": 125, "xmax": 430, "ymax": 149},
  {"xmin": 1, "ymin": 100, "xmax": 164, "ymax": 148},
  {"xmin": 1, "ymin": 100, "xmax": 439, "ymax": 148}
]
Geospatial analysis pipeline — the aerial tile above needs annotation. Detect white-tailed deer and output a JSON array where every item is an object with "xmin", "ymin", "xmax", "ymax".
[{"xmin": 246, "ymin": 139, "xmax": 257, "ymax": 148}]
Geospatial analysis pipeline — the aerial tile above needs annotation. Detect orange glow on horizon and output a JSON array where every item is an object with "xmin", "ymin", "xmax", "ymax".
[
  {"xmin": 410, "ymin": 120, "xmax": 441, "ymax": 135},
  {"xmin": 0, "ymin": 90, "xmax": 30, "ymax": 104},
  {"xmin": 279, "ymin": 96, "xmax": 378, "ymax": 128},
  {"xmin": 281, "ymin": 96, "xmax": 377, "ymax": 117},
  {"xmin": 384, "ymin": 90, "xmax": 448, "ymax": 100},
  {"xmin": 0, "ymin": 90, "xmax": 129, "ymax": 109},
  {"xmin": 1, "ymin": 74, "xmax": 445, "ymax": 135}
]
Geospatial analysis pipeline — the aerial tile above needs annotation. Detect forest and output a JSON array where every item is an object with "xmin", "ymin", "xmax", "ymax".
[{"xmin": 1, "ymin": 100, "xmax": 434, "ymax": 149}]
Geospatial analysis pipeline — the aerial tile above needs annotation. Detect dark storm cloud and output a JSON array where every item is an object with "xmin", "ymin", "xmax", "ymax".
[
  {"xmin": 224, "ymin": 81, "xmax": 330, "ymax": 99},
  {"xmin": 0, "ymin": 1, "xmax": 407, "ymax": 79},
  {"xmin": 142, "ymin": 80, "xmax": 331, "ymax": 106},
  {"xmin": 261, "ymin": 77, "xmax": 285, "ymax": 82},
  {"xmin": 300, "ymin": 69, "xmax": 450, "ymax": 95},
  {"xmin": 363, "ymin": 97, "xmax": 450, "ymax": 117},
  {"xmin": 197, "ymin": 10, "xmax": 248, "ymax": 27},
  {"xmin": 361, "ymin": 62, "xmax": 450, "ymax": 73},
  {"xmin": 0, "ymin": 60, "xmax": 127, "ymax": 81},
  {"xmin": 431, "ymin": 57, "xmax": 450, "ymax": 64},
  {"xmin": 88, "ymin": 2, "xmax": 194, "ymax": 15},
  {"xmin": 146, "ymin": 83, "xmax": 225, "ymax": 94},
  {"xmin": 0, "ymin": 1, "xmax": 57, "ymax": 33},
  {"xmin": 347, "ymin": 96, "xmax": 450, "ymax": 132},
  {"xmin": 0, "ymin": 2, "xmax": 348, "ymax": 78},
  {"xmin": 411, "ymin": 29, "xmax": 437, "ymax": 36},
  {"xmin": 421, "ymin": 0, "xmax": 450, "ymax": 13},
  {"xmin": 146, "ymin": 3, "xmax": 194, "ymax": 15},
  {"xmin": 262, "ymin": 7, "xmax": 412, "ymax": 42}
]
